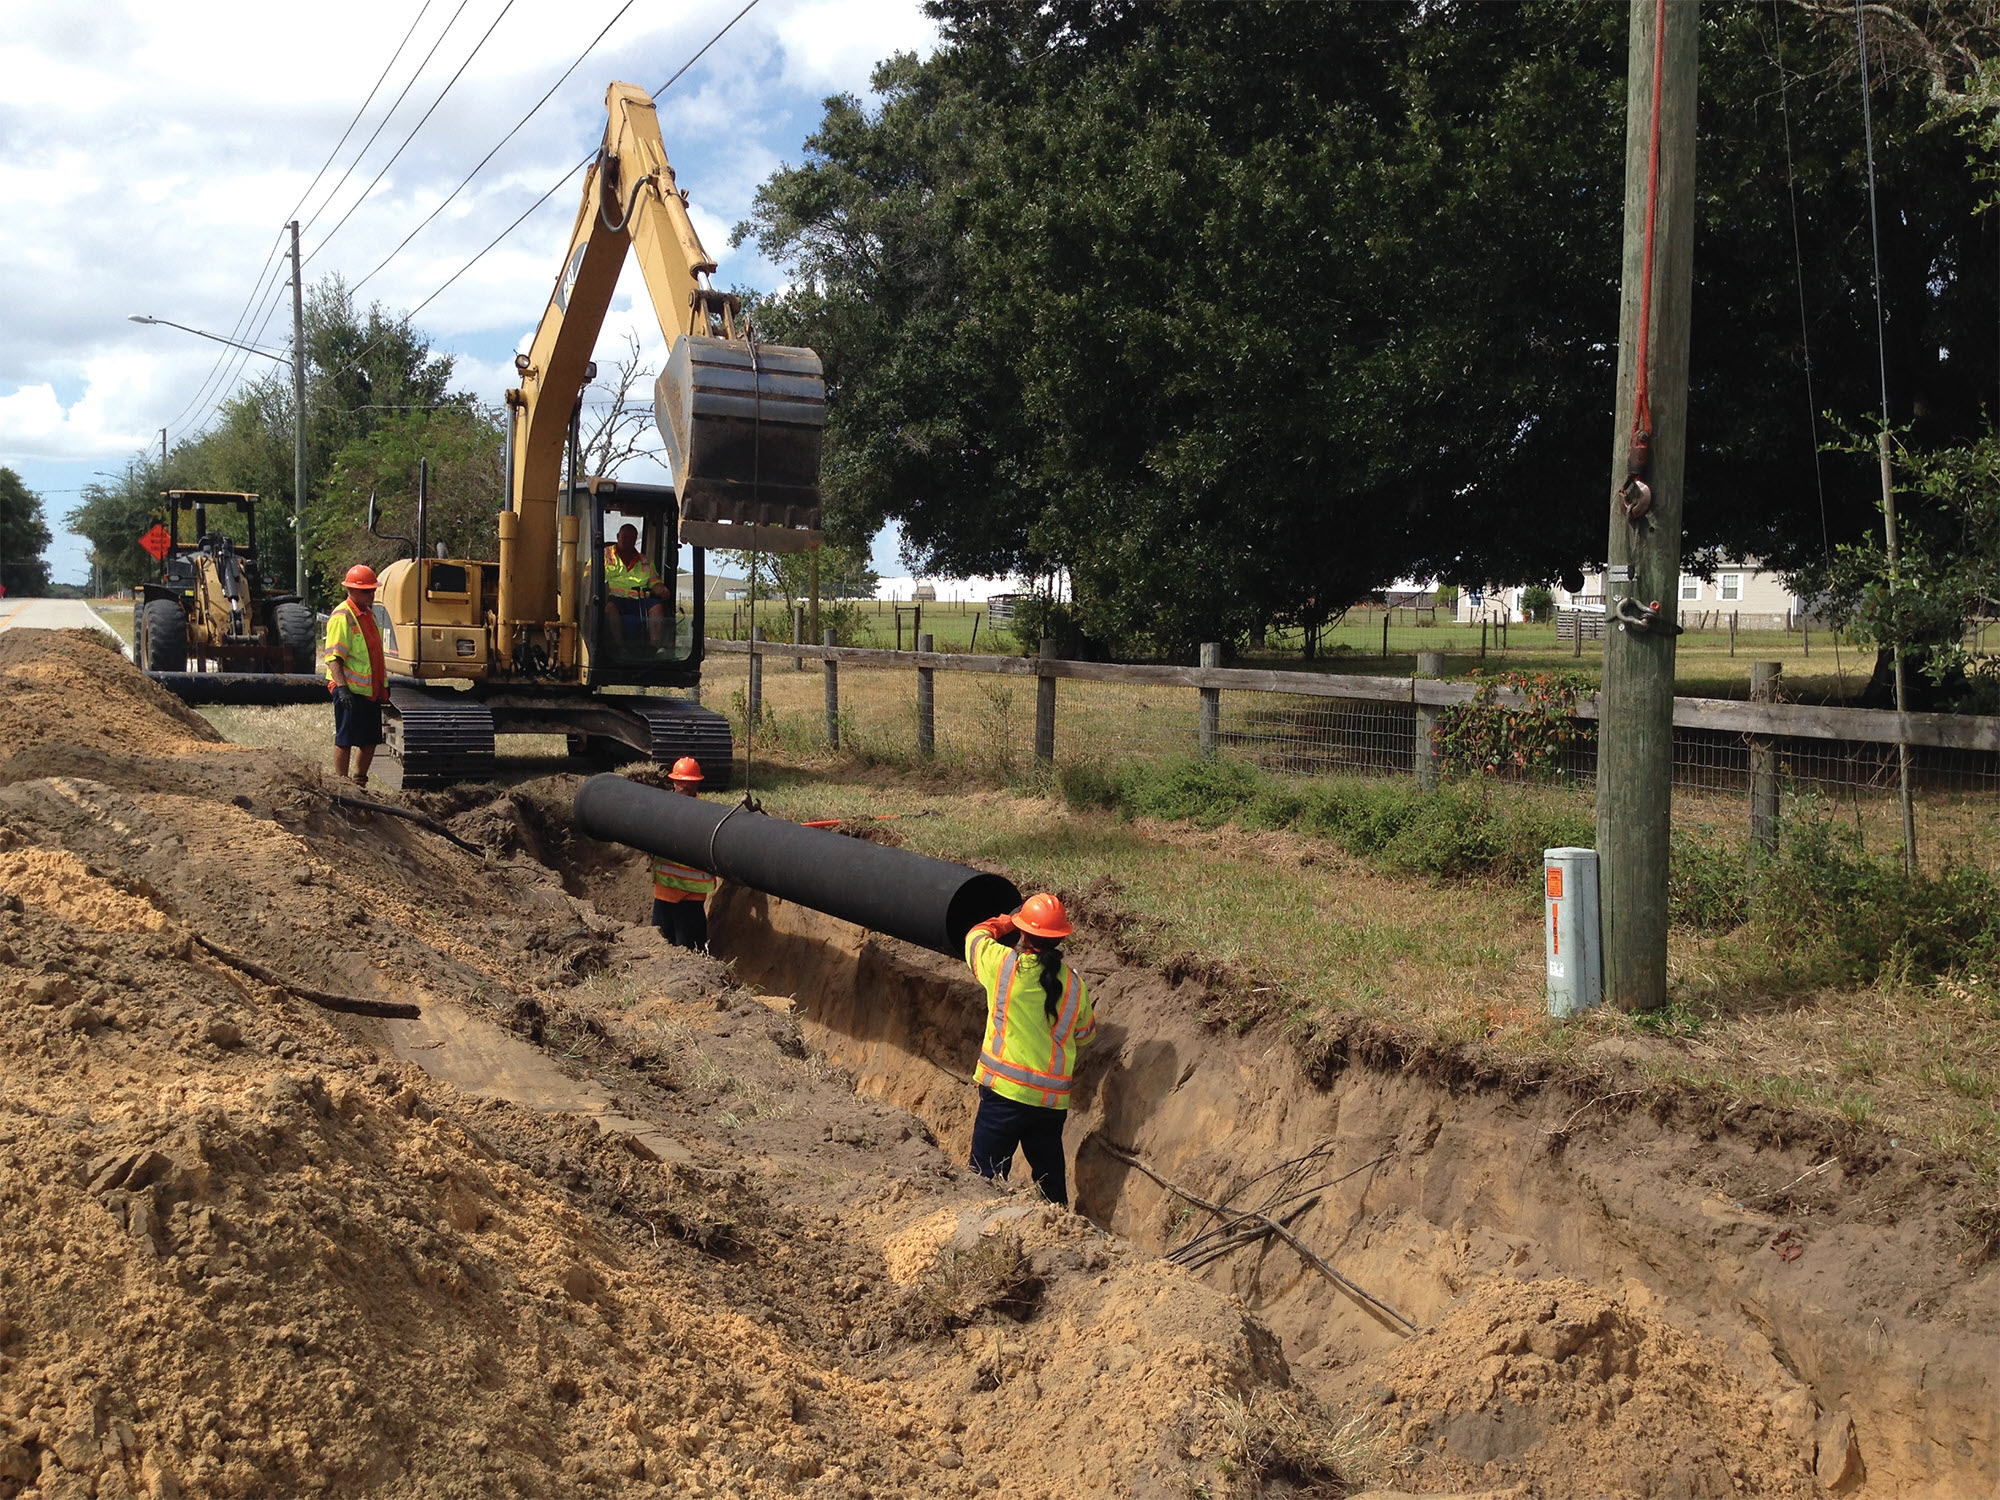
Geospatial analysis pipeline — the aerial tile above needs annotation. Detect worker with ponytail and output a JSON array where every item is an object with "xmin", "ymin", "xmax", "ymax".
[{"xmin": 962, "ymin": 892, "xmax": 1095, "ymax": 1206}]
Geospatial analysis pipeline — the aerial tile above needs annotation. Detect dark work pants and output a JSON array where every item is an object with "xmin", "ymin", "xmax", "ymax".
[
  {"xmin": 652, "ymin": 897, "xmax": 708, "ymax": 952},
  {"xmin": 968, "ymin": 1086, "xmax": 1069, "ymax": 1207}
]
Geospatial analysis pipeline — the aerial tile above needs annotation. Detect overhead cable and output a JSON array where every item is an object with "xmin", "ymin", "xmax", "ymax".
[
  {"xmin": 299, "ymin": 0, "xmax": 474, "ymax": 242},
  {"xmin": 304, "ymin": 0, "xmax": 521, "ymax": 270},
  {"xmin": 316, "ymin": 0, "xmax": 762, "ymax": 385},
  {"xmin": 353, "ymin": 0, "xmax": 639, "ymax": 293}
]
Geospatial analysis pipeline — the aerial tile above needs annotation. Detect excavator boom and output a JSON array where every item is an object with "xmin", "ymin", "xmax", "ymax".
[{"xmin": 501, "ymin": 82, "xmax": 824, "ymax": 653}]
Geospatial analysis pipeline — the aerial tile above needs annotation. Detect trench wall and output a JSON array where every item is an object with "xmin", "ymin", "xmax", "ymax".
[{"xmin": 712, "ymin": 885, "xmax": 2000, "ymax": 1498}]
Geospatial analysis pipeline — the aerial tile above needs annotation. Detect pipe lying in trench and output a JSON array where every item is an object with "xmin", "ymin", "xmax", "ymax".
[{"xmin": 573, "ymin": 774, "xmax": 1020, "ymax": 957}]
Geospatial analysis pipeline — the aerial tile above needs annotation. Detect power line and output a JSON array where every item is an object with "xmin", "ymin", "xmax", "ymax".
[
  {"xmin": 305, "ymin": 0, "xmax": 520, "ymax": 271},
  {"xmin": 353, "ymin": 0, "xmax": 639, "ymax": 294},
  {"xmin": 299, "ymin": 0, "xmax": 473, "ymax": 243},
  {"xmin": 293, "ymin": 0, "xmax": 764, "ymax": 406},
  {"xmin": 166, "ymin": 5, "xmax": 443, "ymax": 441}
]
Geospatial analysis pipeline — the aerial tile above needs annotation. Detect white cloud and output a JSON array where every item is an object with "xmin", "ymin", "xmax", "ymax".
[{"xmin": 0, "ymin": 0, "xmax": 936, "ymax": 572}]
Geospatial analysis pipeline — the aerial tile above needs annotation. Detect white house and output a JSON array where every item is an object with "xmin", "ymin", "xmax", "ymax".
[{"xmin": 1455, "ymin": 562, "xmax": 1801, "ymax": 629}]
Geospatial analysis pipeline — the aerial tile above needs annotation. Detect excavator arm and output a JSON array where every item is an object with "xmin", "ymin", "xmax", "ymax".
[{"xmin": 499, "ymin": 81, "xmax": 824, "ymax": 667}]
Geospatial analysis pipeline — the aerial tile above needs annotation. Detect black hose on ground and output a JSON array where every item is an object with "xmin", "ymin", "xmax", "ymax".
[{"xmin": 572, "ymin": 774, "xmax": 1019, "ymax": 957}]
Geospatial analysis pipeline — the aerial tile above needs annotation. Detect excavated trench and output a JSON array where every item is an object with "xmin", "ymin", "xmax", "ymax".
[{"xmin": 710, "ymin": 885, "xmax": 2000, "ymax": 1499}]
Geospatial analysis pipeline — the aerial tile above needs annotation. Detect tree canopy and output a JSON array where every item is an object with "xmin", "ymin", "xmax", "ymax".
[
  {"xmin": 0, "ymin": 468, "xmax": 53, "ymax": 596},
  {"xmin": 740, "ymin": 0, "xmax": 2000, "ymax": 657}
]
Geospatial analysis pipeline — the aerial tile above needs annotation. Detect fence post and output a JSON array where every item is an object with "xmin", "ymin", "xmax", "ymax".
[
  {"xmin": 917, "ymin": 632, "xmax": 936, "ymax": 758},
  {"xmin": 1480, "ymin": 620, "xmax": 1488, "ymax": 664},
  {"xmin": 1415, "ymin": 649, "xmax": 1445, "ymax": 789},
  {"xmin": 1198, "ymin": 642, "xmax": 1221, "ymax": 757},
  {"xmin": 1035, "ymin": 636, "xmax": 1057, "ymax": 764},
  {"xmin": 1573, "ymin": 609, "xmax": 1584, "ymax": 658},
  {"xmin": 1381, "ymin": 609, "xmax": 1390, "ymax": 659},
  {"xmin": 1729, "ymin": 610, "xmax": 1737, "ymax": 657},
  {"xmin": 793, "ymin": 605, "xmax": 804, "ymax": 670},
  {"xmin": 749, "ymin": 626, "xmax": 763, "ymax": 724},
  {"xmin": 823, "ymin": 628, "xmax": 839, "ymax": 750},
  {"xmin": 1749, "ymin": 660, "xmax": 1781, "ymax": 860},
  {"xmin": 1802, "ymin": 615, "xmax": 1810, "ymax": 657}
]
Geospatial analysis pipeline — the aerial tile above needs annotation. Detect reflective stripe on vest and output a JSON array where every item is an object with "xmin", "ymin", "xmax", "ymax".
[
  {"xmin": 322, "ymin": 599, "xmax": 384, "ymax": 698},
  {"xmin": 605, "ymin": 546, "xmax": 658, "ymax": 599},
  {"xmin": 650, "ymin": 854, "xmax": 716, "ymax": 898},
  {"xmin": 974, "ymin": 947, "xmax": 1085, "ymax": 1108}
]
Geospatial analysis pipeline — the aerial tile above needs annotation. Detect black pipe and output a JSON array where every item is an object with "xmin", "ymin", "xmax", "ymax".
[
  {"xmin": 573, "ymin": 774, "xmax": 1019, "ymax": 957},
  {"xmin": 149, "ymin": 672, "xmax": 331, "ymax": 705}
]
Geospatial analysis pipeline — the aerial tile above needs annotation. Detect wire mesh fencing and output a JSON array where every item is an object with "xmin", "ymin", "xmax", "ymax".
[{"xmin": 697, "ymin": 641, "xmax": 2000, "ymax": 865}]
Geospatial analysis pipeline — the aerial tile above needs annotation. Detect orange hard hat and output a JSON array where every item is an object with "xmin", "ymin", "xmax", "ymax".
[
  {"xmin": 1014, "ymin": 892, "xmax": 1072, "ymax": 940},
  {"xmin": 668, "ymin": 756, "xmax": 704, "ymax": 784},
  {"xmin": 343, "ymin": 563, "xmax": 379, "ymax": 589}
]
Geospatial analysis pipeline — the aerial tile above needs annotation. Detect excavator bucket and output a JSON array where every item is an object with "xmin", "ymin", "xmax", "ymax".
[{"xmin": 656, "ymin": 335, "xmax": 825, "ymax": 531}]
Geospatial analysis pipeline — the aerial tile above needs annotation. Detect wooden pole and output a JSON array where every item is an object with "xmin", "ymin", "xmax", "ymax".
[
  {"xmin": 916, "ymin": 633, "xmax": 935, "ymax": 757},
  {"xmin": 1415, "ymin": 650, "xmax": 1445, "ymax": 789},
  {"xmin": 1381, "ymin": 608, "xmax": 1390, "ymax": 659},
  {"xmin": 1748, "ymin": 660, "xmax": 1781, "ymax": 862},
  {"xmin": 1035, "ymin": 637, "xmax": 1057, "ymax": 764},
  {"xmin": 823, "ymin": 628, "xmax": 840, "ymax": 749},
  {"xmin": 1198, "ymin": 643, "xmax": 1221, "ymax": 757},
  {"xmin": 792, "ymin": 604, "xmax": 805, "ymax": 670},
  {"xmin": 1596, "ymin": 0, "xmax": 1696, "ymax": 1014}
]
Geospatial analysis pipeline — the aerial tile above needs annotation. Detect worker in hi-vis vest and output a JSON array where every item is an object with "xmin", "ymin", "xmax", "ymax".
[
  {"xmin": 963, "ymin": 893, "xmax": 1094, "ymax": 1206},
  {"xmin": 323, "ymin": 563, "xmax": 386, "ymax": 790},
  {"xmin": 604, "ymin": 522, "xmax": 673, "ymax": 646},
  {"xmin": 650, "ymin": 757, "xmax": 719, "ymax": 950}
]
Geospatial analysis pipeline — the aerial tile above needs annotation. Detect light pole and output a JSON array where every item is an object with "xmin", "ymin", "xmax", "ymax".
[{"xmin": 129, "ymin": 312, "xmax": 307, "ymax": 597}]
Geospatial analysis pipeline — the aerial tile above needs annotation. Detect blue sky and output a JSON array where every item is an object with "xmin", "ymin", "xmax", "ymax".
[{"xmin": 0, "ymin": 0, "xmax": 938, "ymax": 586}]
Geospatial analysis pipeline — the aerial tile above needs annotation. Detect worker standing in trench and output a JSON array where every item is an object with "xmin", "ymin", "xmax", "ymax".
[
  {"xmin": 963, "ymin": 894, "xmax": 1095, "ymax": 1206},
  {"xmin": 323, "ymin": 563, "xmax": 386, "ymax": 790},
  {"xmin": 649, "ymin": 757, "xmax": 718, "ymax": 950}
]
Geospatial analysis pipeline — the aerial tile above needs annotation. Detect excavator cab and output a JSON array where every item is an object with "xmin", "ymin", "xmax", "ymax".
[{"xmin": 580, "ymin": 480, "xmax": 704, "ymax": 683}]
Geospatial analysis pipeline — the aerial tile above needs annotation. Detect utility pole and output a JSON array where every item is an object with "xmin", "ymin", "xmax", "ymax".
[
  {"xmin": 159, "ymin": 428, "xmax": 167, "ymax": 479},
  {"xmin": 1596, "ymin": 0, "xmax": 1697, "ymax": 1013},
  {"xmin": 289, "ymin": 221, "xmax": 309, "ymax": 599}
]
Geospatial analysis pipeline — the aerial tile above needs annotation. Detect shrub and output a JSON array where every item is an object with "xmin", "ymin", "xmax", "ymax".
[
  {"xmin": 1521, "ymin": 584, "xmax": 1555, "ymax": 623},
  {"xmin": 1668, "ymin": 825, "xmax": 1752, "ymax": 933},
  {"xmin": 1759, "ymin": 808, "xmax": 2000, "ymax": 983},
  {"xmin": 1432, "ymin": 670, "xmax": 1591, "ymax": 781}
]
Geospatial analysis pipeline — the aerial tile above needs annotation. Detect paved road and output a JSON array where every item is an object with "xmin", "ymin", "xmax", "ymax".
[{"xmin": 0, "ymin": 597, "xmax": 130, "ymax": 652}]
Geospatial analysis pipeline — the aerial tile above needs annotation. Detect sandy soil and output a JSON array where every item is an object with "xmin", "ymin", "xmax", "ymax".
[{"xmin": 0, "ymin": 630, "xmax": 1335, "ymax": 1500}]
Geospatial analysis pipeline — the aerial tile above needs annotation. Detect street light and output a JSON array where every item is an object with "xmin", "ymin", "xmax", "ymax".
[{"xmin": 129, "ymin": 311, "xmax": 307, "ymax": 597}]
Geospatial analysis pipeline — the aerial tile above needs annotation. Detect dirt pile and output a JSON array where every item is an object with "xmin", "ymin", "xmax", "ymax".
[
  {"xmin": 1363, "ymin": 1276, "xmax": 1814, "ymax": 1498},
  {"xmin": 0, "ymin": 630, "xmax": 1327, "ymax": 1500}
]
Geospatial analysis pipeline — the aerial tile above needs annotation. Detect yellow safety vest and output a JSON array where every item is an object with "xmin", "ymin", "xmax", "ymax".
[
  {"xmin": 967, "ymin": 928, "xmax": 1094, "ymax": 1109},
  {"xmin": 322, "ymin": 600, "xmax": 384, "ymax": 699},
  {"xmin": 651, "ymin": 853, "xmax": 717, "ymax": 901},
  {"xmin": 605, "ymin": 546, "xmax": 659, "ymax": 599}
]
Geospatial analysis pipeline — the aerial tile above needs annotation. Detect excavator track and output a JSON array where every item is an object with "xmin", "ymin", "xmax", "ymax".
[
  {"xmin": 386, "ymin": 683, "xmax": 497, "ymax": 788},
  {"xmin": 625, "ymin": 697, "xmax": 734, "ymax": 770}
]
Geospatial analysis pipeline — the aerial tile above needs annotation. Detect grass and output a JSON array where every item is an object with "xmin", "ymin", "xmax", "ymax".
[{"xmin": 87, "ymin": 598, "xmax": 135, "ymax": 647}]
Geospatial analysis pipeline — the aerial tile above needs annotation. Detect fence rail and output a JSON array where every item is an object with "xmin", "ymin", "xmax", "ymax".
[
  {"xmin": 707, "ymin": 638, "xmax": 2000, "ymax": 754},
  {"xmin": 702, "ymin": 638, "xmax": 2000, "ymax": 860}
]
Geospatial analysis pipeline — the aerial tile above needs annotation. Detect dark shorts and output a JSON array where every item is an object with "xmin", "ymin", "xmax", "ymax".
[
  {"xmin": 652, "ymin": 896, "xmax": 708, "ymax": 952},
  {"xmin": 611, "ymin": 597, "xmax": 655, "ymax": 632},
  {"xmin": 333, "ymin": 689, "xmax": 384, "ymax": 748}
]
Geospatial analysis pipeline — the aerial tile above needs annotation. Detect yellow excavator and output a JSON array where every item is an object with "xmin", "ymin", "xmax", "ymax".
[{"xmin": 356, "ymin": 82, "xmax": 825, "ymax": 783}]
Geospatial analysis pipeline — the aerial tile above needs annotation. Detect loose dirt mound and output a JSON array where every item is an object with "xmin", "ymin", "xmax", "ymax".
[
  {"xmin": 0, "ymin": 630, "xmax": 224, "ymax": 763},
  {"xmin": 1366, "ymin": 1276, "xmax": 1814, "ymax": 1497},
  {"xmin": 0, "ymin": 631, "xmax": 1325, "ymax": 1499}
]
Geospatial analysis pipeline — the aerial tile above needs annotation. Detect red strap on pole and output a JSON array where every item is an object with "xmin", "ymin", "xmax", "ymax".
[{"xmin": 1629, "ymin": 0, "xmax": 1668, "ymax": 479}]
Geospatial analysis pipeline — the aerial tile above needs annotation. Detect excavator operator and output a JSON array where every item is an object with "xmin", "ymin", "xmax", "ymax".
[
  {"xmin": 963, "ymin": 893, "xmax": 1094, "ymax": 1207},
  {"xmin": 604, "ymin": 523, "xmax": 673, "ymax": 646},
  {"xmin": 649, "ymin": 757, "xmax": 718, "ymax": 950}
]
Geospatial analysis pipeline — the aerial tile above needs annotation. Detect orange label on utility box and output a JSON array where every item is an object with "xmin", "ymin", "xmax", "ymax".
[{"xmin": 1546, "ymin": 866, "xmax": 1564, "ymax": 900}]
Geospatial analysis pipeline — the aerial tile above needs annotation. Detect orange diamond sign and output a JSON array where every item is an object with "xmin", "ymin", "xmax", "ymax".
[{"xmin": 139, "ymin": 524, "xmax": 172, "ymax": 561}]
